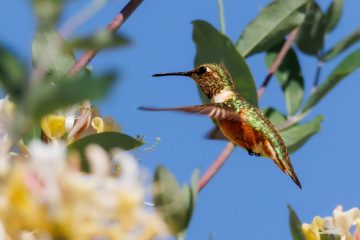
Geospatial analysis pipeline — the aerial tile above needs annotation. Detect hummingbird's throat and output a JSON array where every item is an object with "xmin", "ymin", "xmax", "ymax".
[{"xmin": 211, "ymin": 89, "xmax": 234, "ymax": 103}]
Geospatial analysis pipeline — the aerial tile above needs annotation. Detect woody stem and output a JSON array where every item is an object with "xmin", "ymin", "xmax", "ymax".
[
  {"xmin": 68, "ymin": 0, "xmax": 143, "ymax": 76},
  {"xmin": 257, "ymin": 27, "xmax": 299, "ymax": 98}
]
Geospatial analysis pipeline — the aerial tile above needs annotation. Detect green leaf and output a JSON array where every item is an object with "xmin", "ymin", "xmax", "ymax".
[
  {"xmin": 68, "ymin": 132, "xmax": 144, "ymax": 172},
  {"xmin": 296, "ymin": 2, "xmax": 328, "ymax": 56},
  {"xmin": 153, "ymin": 166, "xmax": 197, "ymax": 235},
  {"xmin": 192, "ymin": 20, "xmax": 258, "ymax": 107},
  {"xmin": 27, "ymin": 73, "xmax": 116, "ymax": 120},
  {"xmin": 236, "ymin": 0, "xmax": 307, "ymax": 57},
  {"xmin": 0, "ymin": 46, "xmax": 27, "ymax": 101},
  {"xmin": 304, "ymin": 49, "xmax": 360, "ymax": 111},
  {"xmin": 67, "ymin": 30, "xmax": 130, "ymax": 50},
  {"xmin": 32, "ymin": 0, "xmax": 63, "ymax": 30},
  {"xmin": 266, "ymin": 43, "xmax": 304, "ymax": 115},
  {"xmin": 32, "ymin": 29, "xmax": 76, "ymax": 78},
  {"xmin": 320, "ymin": 28, "xmax": 360, "ymax": 62},
  {"xmin": 263, "ymin": 107, "xmax": 286, "ymax": 127},
  {"xmin": 324, "ymin": 0, "xmax": 343, "ymax": 33},
  {"xmin": 280, "ymin": 115, "xmax": 323, "ymax": 153},
  {"xmin": 320, "ymin": 234, "xmax": 341, "ymax": 240},
  {"xmin": 288, "ymin": 205, "xmax": 306, "ymax": 240}
]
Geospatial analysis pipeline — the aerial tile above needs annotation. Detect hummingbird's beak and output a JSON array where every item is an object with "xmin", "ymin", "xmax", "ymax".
[{"xmin": 152, "ymin": 70, "xmax": 193, "ymax": 77}]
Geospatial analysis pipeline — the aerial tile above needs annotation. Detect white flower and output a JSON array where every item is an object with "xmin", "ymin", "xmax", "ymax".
[
  {"xmin": 0, "ymin": 96, "xmax": 14, "ymax": 161},
  {"xmin": 85, "ymin": 144, "xmax": 110, "ymax": 177},
  {"xmin": 28, "ymin": 141, "xmax": 66, "ymax": 205},
  {"xmin": 333, "ymin": 205, "xmax": 360, "ymax": 240}
]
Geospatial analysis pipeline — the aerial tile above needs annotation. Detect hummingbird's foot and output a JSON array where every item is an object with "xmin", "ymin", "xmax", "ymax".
[
  {"xmin": 247, "ymin": 149, "xmax": 262, "ymax": 157},
  {"xmin": 247, "ymin": 149, "xmax": 255, "ymax": 156}
]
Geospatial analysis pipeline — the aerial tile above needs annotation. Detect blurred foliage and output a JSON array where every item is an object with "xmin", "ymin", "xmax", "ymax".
[
  {"xmin": 153, "ymin": 167, "xmax": 198, "ymax": 236},
  {"xmin": 69, "ymin": 132, "xmax": 144, "ymax": 171},
  {"xmin": 66, "ymin": 29, "xmax": 130, "ymax": 50}
]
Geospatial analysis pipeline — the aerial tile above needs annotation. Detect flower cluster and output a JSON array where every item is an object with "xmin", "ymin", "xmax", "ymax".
[
  {"xmin": 0, "ymin": 141, "xmax": 168, "ymax": 240},
  {"xmin": 40, "ymin": 101, "xmax": 121, "ymax": 143},
  {"xmin": 302, "ymin": 206, "xmax": 360, "ymax": 240}
]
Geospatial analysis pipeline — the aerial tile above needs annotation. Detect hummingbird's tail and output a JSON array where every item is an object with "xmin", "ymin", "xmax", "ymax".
[
  {"xmin": 274, "ymin": 157, "xmax": 302, "ymax": 189},
  {"xmin": 286, "ymin": 169, "xmax": 302, "ymax": 189}
]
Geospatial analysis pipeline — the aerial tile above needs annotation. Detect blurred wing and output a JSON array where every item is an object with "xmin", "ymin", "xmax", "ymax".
[
  {"xmin": 138, "ymin": 104, "xmax": 242, "ymax": 121},
  {"xmin": 206, "ymin": 126, "xmax": 228, "ymax": 140}
]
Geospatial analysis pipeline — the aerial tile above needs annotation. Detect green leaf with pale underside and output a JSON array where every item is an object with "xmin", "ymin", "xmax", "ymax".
[
  {"xmin": 263, "ymin": 107, "xmax": 286, "ymax": 127},
  {"xmin": 296, "ymin": 1, "xmax": 328, "ymax": 56},
  {"xmin": 288, "ymin": 205, "xmax": 306, "ymax": 240},
  {"xmin": 266, "ymin": 43, "xmax": 304, "ymax": 115},
  {"xmin": 280, "ymin": 115, "xmax": 323, "ymax": 153},
  {"xmin": 324, "ymin": 0, "xmax": 343, "ymax": 33},
  {"xmin": 304, "ymin": 49, "xmax": 360, "ymax": 111},
  {"xmin": 236, "ymin": 0, "xmax": 307, "ymax": 57},
  {"xmin": 320, "ymin": 28, "xmax": 360, "ymax": 62}
]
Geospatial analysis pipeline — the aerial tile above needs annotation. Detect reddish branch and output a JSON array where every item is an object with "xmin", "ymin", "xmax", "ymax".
[
  {"xmin": 257, "ymin": 27, "xmax": 299, "ymax": 98},
  {"xmin": 198, "ymin": 27, "xmax": 300, "ymax": 192},
  {"xmin": 68, "ymin": 0, "xmax": 143, "ymax": 76},
  {"xmin": 198, "ymin": 142, "xmax": 235, "ymax": 192}
]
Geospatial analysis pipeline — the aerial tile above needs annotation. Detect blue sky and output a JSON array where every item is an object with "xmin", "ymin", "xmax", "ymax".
[{"xmin": 1, "ymin": 0, "xmax": 360, "ymax": 239}]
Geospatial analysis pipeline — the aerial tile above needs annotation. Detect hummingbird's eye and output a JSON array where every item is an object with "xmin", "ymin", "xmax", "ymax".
[{"xmin": 198, "ymin": 66, "xmax": 207, "ymax": 75}]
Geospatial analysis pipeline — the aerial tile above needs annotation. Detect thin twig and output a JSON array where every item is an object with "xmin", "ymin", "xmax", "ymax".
[
  {"xmin": 277, "ymin": 111, "xmax": 309, "ymax": 131},
  {"xmin": 311, "ymin": 59, "xmax": 324, "ymax": 93},
  {"xmin": 198, "ymin": 27, "xmax": 300, "ymax": 192},
  {"xmin": 198, "ymin": 142, "xmax": 235, "ymax": 192},
  {"xmin": 60, "ymin": 0, "xmax": 108, "ymax": 38},
  {"xmin": 217, "ymin": 0, "xmax": 226, "ymax": 34},
  {"xmin": 68, "ymin": 0, "xmax": 144, "ymax": 76},
  {"xmin": 257, "ymin": 27, "xmax": 299, "ymax": 98}
]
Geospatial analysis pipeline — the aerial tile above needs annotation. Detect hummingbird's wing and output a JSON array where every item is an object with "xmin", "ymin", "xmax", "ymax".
[{"xmin": 138, "ymin": 104, "xmax": 243, "ymax": 121}]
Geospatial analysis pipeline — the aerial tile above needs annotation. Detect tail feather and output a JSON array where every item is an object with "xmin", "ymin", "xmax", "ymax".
[
  {"xmin": 274, "ymin": 157, "xmax": 302, "ymax": 189},
  {"xmin": 286, "ymin": 169, "xmax": 302, "ymax": 189}
]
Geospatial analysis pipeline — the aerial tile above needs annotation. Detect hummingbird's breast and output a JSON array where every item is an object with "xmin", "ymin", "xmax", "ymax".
[{"xmin": 218, "ymin": 119, "xmax": 277, "ymax": 159}]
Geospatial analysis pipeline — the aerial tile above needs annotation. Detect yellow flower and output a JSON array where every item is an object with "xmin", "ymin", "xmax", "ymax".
[
  {"xmin": 302, "ymin": 216, "xmax": 324, "ymax": 240},
  {"xmin": 41, "ymin": 114, "xmax": 66, "ymax": 139},
  {"xmin": 1, "ymin": 166, "xmax": 49, "ymax": 236},
  {"xmin": 91, "ymin": 117, "xmax": 105, "ymax": 133},
  {"xmin": 91, "ymin": 116, "xmax": 121, "ymax": 133}
]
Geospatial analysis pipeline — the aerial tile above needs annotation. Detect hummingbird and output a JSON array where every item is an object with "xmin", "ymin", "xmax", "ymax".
[{"xmin": 139, "ymin": 63, "xmax": 301, "ymax": 189}]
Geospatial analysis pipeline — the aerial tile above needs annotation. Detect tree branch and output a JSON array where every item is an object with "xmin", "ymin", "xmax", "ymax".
[
  {"xmin": 257, "ymin": 27, "xmax": 299, "ymax": 98},
  {"xmin": 198, "ymin": 27, "xmax": 300, "ymax": 193},
  {"xmin": 198, "ymin": 142, "xmax": 235, "ymax": 192},
  {"xmin": 68, "ymin": 0, "xmax": 143, "ymax": 76}
]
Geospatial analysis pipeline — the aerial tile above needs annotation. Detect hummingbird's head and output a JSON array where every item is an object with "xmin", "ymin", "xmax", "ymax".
[{"xmin": 153, "ymin": 63, "xmax": 236, "ymax": 102}]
